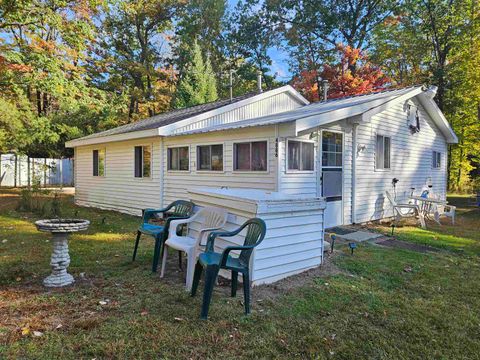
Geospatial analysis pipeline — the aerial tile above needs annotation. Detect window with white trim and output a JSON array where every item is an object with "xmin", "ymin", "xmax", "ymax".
[
  {"xmin": 376, "ymin": 135, "xmax": 391, "ymax": 170},
  {"xmin": 432, "ymin": 151, "xmax": 441, "ymax": 169},
  {"xmin": 168, "ymin": 146, "xmax": 189, "ymax": 171},
  {"xmin": 234, "ymin": 141, "xmax": 268, "ymax": 171},
  {"xmin": 93, "ymin": 148, "xmax": 105, "ymax": 176},
  {"xmin": 134, "ymin": 145, "xmax": 151, "ymax": 178},
  {"xmin": 287, "ymin": 140, "xmax": 314, "ymax": 171},
  {"xmin": 197, "ymin": 144, "xmax": 223, "ymax": 171}
]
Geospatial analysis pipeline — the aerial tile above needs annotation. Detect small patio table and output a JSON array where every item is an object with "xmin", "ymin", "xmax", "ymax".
[{"xmin": 409, "ymin": 196, "xmax": 447, "ymax": 224}]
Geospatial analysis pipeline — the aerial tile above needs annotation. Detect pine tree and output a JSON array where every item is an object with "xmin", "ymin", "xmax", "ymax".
[{"xmin": 174, "ymin": 41, "xmax": 218, "ymax": 108}]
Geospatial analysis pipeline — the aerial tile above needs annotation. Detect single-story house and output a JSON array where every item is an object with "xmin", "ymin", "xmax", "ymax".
[{"xmin": 66, "ymin": 84, "xmax": 458, "ymax": 229}]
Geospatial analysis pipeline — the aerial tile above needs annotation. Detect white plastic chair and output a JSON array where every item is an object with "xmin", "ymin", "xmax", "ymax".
[
  {"xmin": 386, "ymin": 191, "xmax": 426, "ymax": 228},
  {"xmin": 161, "ymin": 206, "xmax": 228, "ymax": 290},
  {"xmin": 430, "ymin": 194, "xmax": 456, "ymax": 225}
]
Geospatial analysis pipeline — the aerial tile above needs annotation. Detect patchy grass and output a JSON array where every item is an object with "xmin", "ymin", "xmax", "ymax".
[{"xmin": 0, "ymin": 189, "xmax": 479, "ymax": 359}]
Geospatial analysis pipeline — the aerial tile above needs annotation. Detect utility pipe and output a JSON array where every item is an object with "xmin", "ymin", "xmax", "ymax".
[{"xmin": 351, "ymin": 123, "xmax": 358, "ymax": 224}]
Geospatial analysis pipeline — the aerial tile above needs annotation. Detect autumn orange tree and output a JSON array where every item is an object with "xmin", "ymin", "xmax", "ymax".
[{"xmin": 292, "ymin": 45, "xmax": 390, "ymax": 102}]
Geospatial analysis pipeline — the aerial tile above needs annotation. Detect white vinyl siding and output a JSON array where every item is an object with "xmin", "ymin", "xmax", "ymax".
[
  {"xmin": 163, "ymin": 126, "xmax": 277, "ymax": 205},
  {"xmin": 75, "ymin": 137, "xmax": 161, "ymax": 215},
  {"xmin": 354, "ymin": 101, "xmax": 448, "ymax": 223},
  {"xmin": 188, "ymin": 188, "xmax": 326, "ymax": 286},
  {"xmin": 170, "ymin": 92, "xmax": 305, "ymax": 135}
]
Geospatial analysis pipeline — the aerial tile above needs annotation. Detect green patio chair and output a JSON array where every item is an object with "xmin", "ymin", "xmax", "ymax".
[
  {"xmin": 191, "ymin": 218, "xmax": 266, "ymax": 319},
  {"xmin": 132, "ymin": 200, "xmax": 195, "ymax": 272}
]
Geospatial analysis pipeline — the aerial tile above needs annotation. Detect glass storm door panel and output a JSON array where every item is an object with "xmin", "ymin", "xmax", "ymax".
[{"xmin": 321, "ymin": 131, "xmax": 343, "ymax": 228}]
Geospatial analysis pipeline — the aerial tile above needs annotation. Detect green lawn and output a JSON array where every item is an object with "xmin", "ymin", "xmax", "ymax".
[{"xmin": 1, "ymin": 190, "xmax": 479, "ymax": 359}]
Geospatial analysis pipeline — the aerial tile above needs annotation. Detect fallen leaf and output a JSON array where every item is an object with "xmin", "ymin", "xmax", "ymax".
[{"xmin": 21, "ymin": 327, "xmax": 30, "ymax": 336}]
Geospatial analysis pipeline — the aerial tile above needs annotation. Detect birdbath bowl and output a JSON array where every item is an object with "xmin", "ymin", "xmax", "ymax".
[{"xmin": 35, "ymin": 219, "xmax": 90, "ymax": 287}]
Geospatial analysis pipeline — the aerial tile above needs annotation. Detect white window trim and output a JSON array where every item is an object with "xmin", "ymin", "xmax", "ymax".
[
  {"xmin": 93, "ymin": 148, "xmax": 106, "ymax": 177},
  {"xmin": 133, "ymin": 144, "xmax": 153, "ymax": 180},
  {"xmin": 166, "ymin": 144, "xmax": 191, "ymax": 173},
  {"xmin": 195, "ymin": 142, "xmax": 226, "ymax": 173},
  {"xmin": 374, "ymin": 133, "xmax": 391, "ymax": 172},
  {"xmin": 285, "ymin": 138, "xmax": 316, "ymax": 174},
  {"xmin": 232, "ymin": 139, "xmax": 270, "ymax": 174},
  {"xmin": 432, "ymin": 150, "xmax": 442, "ymax": 170}
]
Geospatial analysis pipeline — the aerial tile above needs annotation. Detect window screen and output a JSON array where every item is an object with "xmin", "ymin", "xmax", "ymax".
[
  {"xmin": 288, "ymin": 140, "xmax": 314, "ymax": 171},
  {"xmin": 93, "ymin": 149, "xmax": 105, "ymax": 176},
  {"xmin": 322, "ymin": 132, "xmax": 342, "ymax": 167},
  {"xmin": 197, "ymin": 144, "xmax": 223, "ymax": 171},
  {"xmin": 432, "ymin": 151, "xmax": 441, "ymax": 168},
  {"xmin": 234, "ymin": 141, "xmax": 267, "ymax": 171},
  {"xmin": 168, "ymin": 147, "xmax": 189, "ymax": 171},
  {"xmin": 134, "ymin": 146, "xmax": 151, "ymax": 178},
  {"xmin": 376, "ymin": 135, "xmax": 391, "ymax": 170},
  {"xmin": 322, "ymin": 169, "xmax": 342, "ymax": 199}
]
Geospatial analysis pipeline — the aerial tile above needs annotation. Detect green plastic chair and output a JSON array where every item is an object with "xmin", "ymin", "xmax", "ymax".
[
  {"xmin": 191, "ymin": 218, "xmax": 267, "ymax": 319},
  {"xmin": 132, "ymin": 200, "xmax": 195, "ymax": 272}
]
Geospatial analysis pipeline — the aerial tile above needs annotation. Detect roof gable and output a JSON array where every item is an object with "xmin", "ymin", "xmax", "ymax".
[
  {"xmin": 66, "ymin": 85, "xmax": 308, "ymax": 147},
  {"xmin": 168, "ymin": 85, "xmax": 457, "ymax": 144}
]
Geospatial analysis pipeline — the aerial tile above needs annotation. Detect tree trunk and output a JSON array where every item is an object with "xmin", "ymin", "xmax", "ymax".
[{"xmin": 36, "ymin": 90, "xmax": 42, "ymax": 116}]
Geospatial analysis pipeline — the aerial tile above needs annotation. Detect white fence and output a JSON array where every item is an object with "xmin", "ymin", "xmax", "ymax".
[{"xmin": 0, "ymin": 154, "xmax": 74, "ymax": 187}]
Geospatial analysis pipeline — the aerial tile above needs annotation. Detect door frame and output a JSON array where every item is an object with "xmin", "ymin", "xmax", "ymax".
[{"xmin": 318, "ymin": 128, "xmax": 345, "ymax": 227}]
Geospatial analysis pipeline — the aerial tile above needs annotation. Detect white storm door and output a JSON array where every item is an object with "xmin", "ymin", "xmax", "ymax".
[{"xmin": 321, "ymin": 130, "xmax": 344, "ymax": 228}]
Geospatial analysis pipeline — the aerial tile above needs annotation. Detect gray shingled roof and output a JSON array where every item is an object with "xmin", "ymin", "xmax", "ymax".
[{"xmin": 78, "ymin": 91, "xmax": 261, "ymax": 141}]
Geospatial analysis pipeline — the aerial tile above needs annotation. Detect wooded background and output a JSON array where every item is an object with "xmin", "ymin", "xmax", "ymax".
[{"xmin": 0, "ymin": 0, "xmax": 478, "ymax": 191}]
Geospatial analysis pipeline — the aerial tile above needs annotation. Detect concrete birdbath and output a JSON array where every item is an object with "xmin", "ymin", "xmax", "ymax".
[{"xmin": 35, "ymin": 219, "xmax": 90, "ymax": 287}]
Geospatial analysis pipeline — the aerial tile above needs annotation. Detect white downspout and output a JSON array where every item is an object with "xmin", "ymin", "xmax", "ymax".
[
  {"xmin": 351, "ymin": 123, "xmax": 358, "ymax": 224},
  {"xmin": 275, "ymin": 124, "xmax": 280, "ymax": 192},
  {"xmin": 159, "ymin": 137, "xmax": 164, "ymax": 208}
]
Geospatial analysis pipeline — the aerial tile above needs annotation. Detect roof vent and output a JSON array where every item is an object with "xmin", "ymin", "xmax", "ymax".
[
  {"xmin": 257, "ymin": 71, "xmax": 263, "ymax": 93},
  {"xmin": 425, "ymin": 85, "xmax": 438, "ymax": 99}
]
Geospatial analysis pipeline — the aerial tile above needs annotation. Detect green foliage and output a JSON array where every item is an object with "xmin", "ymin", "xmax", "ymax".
[
  {"xmin": 370, "ymin": 0, "xmax": 480, "ymax": 191},
  {"xmin": 174, "ymin": 41, "xmax": 218, "ymax": 108}
]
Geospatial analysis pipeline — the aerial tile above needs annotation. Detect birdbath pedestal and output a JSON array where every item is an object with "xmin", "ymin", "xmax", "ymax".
[{"xmin": 35, "ymin": 219, "xmax": 90, "ymax": 287}]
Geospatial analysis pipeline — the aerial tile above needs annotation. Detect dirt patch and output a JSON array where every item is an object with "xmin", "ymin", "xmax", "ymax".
[
  {"xmin": 374, "ymin": 237, "xmax": 439, "ymax": 253},
  {"xmin": 252, "ymin": 253, "xmax": 344, "ymax": 301}
]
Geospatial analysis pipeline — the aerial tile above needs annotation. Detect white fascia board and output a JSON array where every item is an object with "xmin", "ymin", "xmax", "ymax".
[
  {"xmin": 417, "ymin": 93, "xmax": 458, "ymax": 144},
  {"xmin": 65, "ymin": 128, "xmax": 160, "ymax": 148},
  {"xmin": 294, "ymin": 88, "xmax": 424, "ymax": 134},
  {"xmin": 158, "ymin": 85, "xmax": 309, "ymax": 136},
  {"xmin": 295, "ymin": 106, "xmax": 369, "ymax": 134},
  {"xmin": 360, "ymin": 87, "xmax": 425, "ymax": 122}
]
